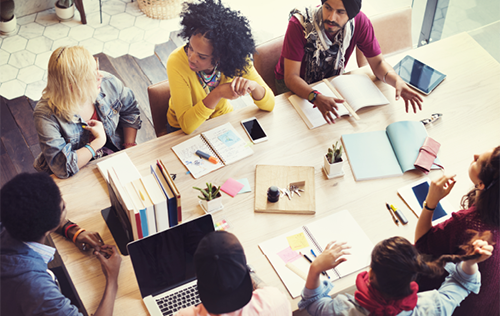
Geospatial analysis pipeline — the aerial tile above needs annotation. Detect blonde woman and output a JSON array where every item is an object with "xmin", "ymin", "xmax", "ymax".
[{"xmin": 34, "ymin": 46, "xmax": 141, "ymax": 178}]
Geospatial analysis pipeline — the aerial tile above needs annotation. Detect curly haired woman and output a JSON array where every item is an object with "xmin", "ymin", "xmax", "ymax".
[{"xmin": 166, "ymin": 0, "xmax": 274, "ymax": 134}]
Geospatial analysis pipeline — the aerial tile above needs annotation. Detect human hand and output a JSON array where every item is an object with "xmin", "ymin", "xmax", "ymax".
[
  {"xmin": 215, "ymin": 83, "xmax": 240, "ymax": 100},
  {"xmin": 84, "ymin": 120, "xmax": 106, "ymax": 148},
  {"xmin": 313, "ymin": 94, "xmax": 344, "ymax": 124},
  {"xmin": 425, "ymin": 175, "xmax": 456, "ymax": 209},
  {"xmin": 231, "ymin": 77, "xmax": 258, "ymax": 96},
  {"xmin": 396, "ymin": 79, "xmax": 423, "ymax": 113},
  {"xmin": 75, "ymin": 230, "xmax": 104, "ymax": 252},
  {"xmin": 95, "ymin": 245, "xmax": 122, "ymax": 282},
  {"xmin": 461, "ymin": 239, "xmax": 494, "ymax": 275},
  {"xmin": 310, "ymin": 241, "xmax": 351, "ymax": 274}
]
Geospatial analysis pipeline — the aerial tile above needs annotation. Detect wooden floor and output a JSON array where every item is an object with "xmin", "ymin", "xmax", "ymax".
[{"xmin": 0, "ymin": 32, "xmax": 183, "ymax": 188}]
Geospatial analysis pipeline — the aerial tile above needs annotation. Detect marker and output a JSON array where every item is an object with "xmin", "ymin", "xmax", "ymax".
[
  {"xmin": 385, "ymin": 203, "xmax": 399, "ymax": 226},
  {"xmin": 390, "ymin": 204, "xmax": 408, "ymax": 225},
  {"xmin": 195, "ymin": 150, "xmax": 218, "ymax": 164},
  {"xmin": 301, "ymin": 252, "xmax": 330, "ymax": 279}
]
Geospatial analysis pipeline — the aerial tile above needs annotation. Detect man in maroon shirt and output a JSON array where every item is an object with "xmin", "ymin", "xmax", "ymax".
[{"xmin": 275, "ymin": 0, "xmax": 423, "ymax": 124}]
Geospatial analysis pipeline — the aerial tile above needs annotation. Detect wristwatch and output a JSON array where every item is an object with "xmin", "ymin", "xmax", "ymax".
[
  {"xmin": 308, "ymin": 90, "xmax": 320, "ymax": 104},
  {"xmin": 423, "ymin": 201, "xmax": 436, "ymax": 211}
]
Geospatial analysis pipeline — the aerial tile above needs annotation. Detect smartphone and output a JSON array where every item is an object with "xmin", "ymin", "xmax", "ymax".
[{"xmin": 241, "ymin": 117, "xmax": 268, "ymax": 143}]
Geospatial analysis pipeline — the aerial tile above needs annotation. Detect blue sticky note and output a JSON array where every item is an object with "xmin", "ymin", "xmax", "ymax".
[{"xmin": 237, "ymin": 178, "xmax": 251, "ymax": 194}]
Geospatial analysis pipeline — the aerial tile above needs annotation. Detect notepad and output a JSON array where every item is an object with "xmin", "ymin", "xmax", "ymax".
[
  {"xmin": 289, "ymin": 74, "xmax": 389, "ymax": 129},
  {"xmin": 342, "ymin": 121, "xmax": 442, "ymax": 181},
  {"xmin": 172, "ymin": 123, "xmax": 253, "ymax": 179},
  {"xmin": 259, "ymin": 210, "xmax": 374, "ymax": 298}
]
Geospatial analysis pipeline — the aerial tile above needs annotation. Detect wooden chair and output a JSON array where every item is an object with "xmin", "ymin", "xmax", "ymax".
[
  {"xmin": 253, "ymin": 35, "xmax": 285, "ymax": 95},
  {"xmin": 356, "ymin": 7, "xmax": 413, "ymax": 68},
  {"xmin": 147, "ymin": 80, "xmax": 170, "ymax": 137}
]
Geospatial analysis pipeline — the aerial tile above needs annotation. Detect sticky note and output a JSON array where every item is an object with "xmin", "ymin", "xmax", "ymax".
[
  {"xmin": 237, "ymin": 178, "xmax": 251, "ymax": 194},
  {"xmin": 286, "ymin": 232, "xmax": 309, "ymax": 251},
  {"xmin": 220, "ymin": 178, "xmax": 245, "ymax": 197},
  {"xmin": 277, "ymin": 246, "xmax": 302, "ymax": 263}
]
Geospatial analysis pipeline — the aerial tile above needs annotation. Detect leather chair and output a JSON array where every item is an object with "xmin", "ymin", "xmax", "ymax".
[
  {"xmin": 253, "ymin": 35, "xmax": 285, "ymax": 95},
  {"xmin": 147, "ymin": 80, "xmax": 170, "ymax": 137},
  {"xmin": 356, "ymin": 7, "xmax": 413, "ymax": 68}
]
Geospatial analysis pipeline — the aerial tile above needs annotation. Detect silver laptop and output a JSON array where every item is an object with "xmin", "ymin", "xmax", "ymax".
[{"xmin": 127, "ymin": 214, "xmax": 214, "ymax": 316}]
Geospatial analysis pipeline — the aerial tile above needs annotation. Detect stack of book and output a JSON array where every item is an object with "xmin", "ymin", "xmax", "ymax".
[{"xmin": 97, "ymin": 153, "xmax": 181, "ymax": 241}]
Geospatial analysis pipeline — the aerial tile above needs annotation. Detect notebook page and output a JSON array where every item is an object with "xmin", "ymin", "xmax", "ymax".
[
  {"xmin": 332, "ymin": 74, "xmax": 389, "ymax": 112},
  {"xmin": 306, "ymin": 210, "xmax": 374, "ymax": 278},
  {"xmin": 201, "ymin": 122, "xmax": 253, "ymax": 165},
  {"xmin": 171, "ymin": 135, "xmax": 224, "ymax": 179}
]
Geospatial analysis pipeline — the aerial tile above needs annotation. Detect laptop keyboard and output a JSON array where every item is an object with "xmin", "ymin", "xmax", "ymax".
[{"xmin": 156, "ymin": 283, "xmax": 201, "ymax": 315}]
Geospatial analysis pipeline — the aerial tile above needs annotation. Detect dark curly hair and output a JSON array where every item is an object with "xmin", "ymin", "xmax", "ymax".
[
  {"xmin": 1, "ymin": 173, "xmax": 62, "ymax": 242},
  {"xmin": 179, "ymin": 0, "xmax": 255, "ymax": 78}
]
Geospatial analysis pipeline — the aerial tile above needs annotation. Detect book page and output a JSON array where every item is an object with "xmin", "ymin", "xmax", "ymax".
[
  {"xmin": 288, "ymin": 82, "xmax": 350, "ymax": 129},
  {"xmin": 306, "ymin": 210, "xmax": 374, "ymax": 278},
  {"xmin": 201, "ymin": 122, "xmax": 253, "ymax": 165},
  {"xmin": 386, "ymin": 121, "xmax": 441, "ymax": 173},
  {"xmin": 342, "ymin": 131, "xmax": 403, "ymax": 180},
  {"xmin": 332, "ymin": 74, "xmax": 389, "ymax": 112},
  {"xmin": 171, "ymin": 135, "xmax": 224, "ymax": 179}
]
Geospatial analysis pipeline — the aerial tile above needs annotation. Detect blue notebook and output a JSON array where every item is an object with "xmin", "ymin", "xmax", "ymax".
[{"xmin": 342, "ymin": 121, "xmax": 442, "ymax": 181}]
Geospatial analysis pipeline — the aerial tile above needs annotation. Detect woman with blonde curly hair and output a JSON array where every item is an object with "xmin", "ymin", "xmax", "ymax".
[{"xmin": 34, "ymin": 46, "xmax": 141, "ymax": 178}]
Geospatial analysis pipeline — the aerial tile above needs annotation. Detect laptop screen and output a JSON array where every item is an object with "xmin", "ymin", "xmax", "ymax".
[{"xmin": 127, "ymin": 214, "xmax": 214, "ymax": 298}]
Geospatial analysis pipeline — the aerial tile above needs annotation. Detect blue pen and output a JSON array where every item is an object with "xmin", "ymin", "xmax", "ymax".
[
  {"xmin": 310, "ymin": 249, "xmax": 317, "ymax": 257},
  {"xmin": 310, "ymin": 249, "xmax": 330, "ymax": 279}
]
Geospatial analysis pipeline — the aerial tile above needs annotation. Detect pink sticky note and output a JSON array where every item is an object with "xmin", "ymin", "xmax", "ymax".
[
  {"xmin": 277, "ymin": 246, "xmax": 302, "ymax": 264},
  {"xmin": 220, "ymin": 178, "xmax": 245, "ymax": 197}
]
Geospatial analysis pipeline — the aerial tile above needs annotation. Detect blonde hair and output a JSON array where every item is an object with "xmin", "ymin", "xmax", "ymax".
[{"xmin": 42, "ymin": 46, "xmax": 98, "ymax": 121}]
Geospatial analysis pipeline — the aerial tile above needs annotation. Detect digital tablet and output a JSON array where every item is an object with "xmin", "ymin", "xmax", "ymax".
[{"xmin": 393, "ymin": 55, "xmax": 446, "ymax": 95}]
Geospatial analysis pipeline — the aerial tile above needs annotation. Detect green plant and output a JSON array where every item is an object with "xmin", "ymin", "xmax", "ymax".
[
  {"xmin": 193, "ymin": 183, "xmax": 221, "ymax": 201},
  {"xmin": 56, "ymin": 0, "xmax": 74, "ymax": 9},
  {"xmin": 326, "ymin": 141, "xmax": 343, "ymax": 164}
]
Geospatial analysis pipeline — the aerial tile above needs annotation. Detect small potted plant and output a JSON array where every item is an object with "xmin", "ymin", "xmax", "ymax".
[
  {"xmin": 55, "ymin": 0, "xmax": 75, "ymax": 21},
  {"xmin": 193, "ymin": 183, "xmax": 223, "ymax": 213},
  {"xmin": 323, "ymin": 141, "xmax": 344, "ymax": 179},
  {"xmin": 0, "ymin": 0, "xmax": 16, "ymax": 35}
]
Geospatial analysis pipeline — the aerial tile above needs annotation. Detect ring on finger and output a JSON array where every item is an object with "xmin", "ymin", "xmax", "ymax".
[{"xmin": 82, "ymin": 243, "xmax": 86, "ymax": 251}]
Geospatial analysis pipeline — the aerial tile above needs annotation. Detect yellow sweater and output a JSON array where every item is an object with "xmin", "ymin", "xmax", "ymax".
[{"xmin": 166, "ymin": 45, "xmax": 275, "ymax": 134}]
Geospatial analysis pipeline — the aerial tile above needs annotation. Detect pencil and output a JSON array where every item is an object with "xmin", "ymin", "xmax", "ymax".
[
  {"xmin": 301, "ymin": 252, "xmax": 330, "ymax": 279},
  {"xmin": 386, "ymin": 203, "xmax": 399, "ymax": 226}
]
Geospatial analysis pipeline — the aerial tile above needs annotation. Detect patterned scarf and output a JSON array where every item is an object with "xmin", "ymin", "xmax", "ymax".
[
  {"xmin": 354, "ymin": 271, "xmax": 419, "ymax": 316},
  {"xmin": 291, "ymin": 6, "xmax": 354, "ymax": 84},
  {"xmin": 196, "ymin": 65, "xmax": 221, "ymax": 94}
]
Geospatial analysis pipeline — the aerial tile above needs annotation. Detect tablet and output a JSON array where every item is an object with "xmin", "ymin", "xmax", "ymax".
[{"xmin": 393, "ymin": 55, "xmax": 446, "ymax": 95}]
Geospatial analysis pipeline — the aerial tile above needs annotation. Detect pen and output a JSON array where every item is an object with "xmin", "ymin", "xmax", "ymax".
[
  {"xmin": 385, "ymin": 203, "xmax": 399, "ymax": 226},
  {"xmin": 390, "ymin": 204, "xmax": 408, "ymax": 225},
  {"xmin": 195, "ymin": 150, "xmax": 218, "ymax": 164},
  {"xmin": 301, "ymin": 252, "xmax": 330, "ymax": 279}
]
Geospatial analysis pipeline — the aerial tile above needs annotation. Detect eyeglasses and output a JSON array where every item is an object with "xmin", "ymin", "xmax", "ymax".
[{"xmin": 421, "ymin": 113, "xmax": 443, "ymax": 125}]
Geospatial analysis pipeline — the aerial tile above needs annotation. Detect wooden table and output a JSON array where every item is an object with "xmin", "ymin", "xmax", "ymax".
[{"xmin": 52, "ymin": 32, "xmax": 500, "ymax": 315}]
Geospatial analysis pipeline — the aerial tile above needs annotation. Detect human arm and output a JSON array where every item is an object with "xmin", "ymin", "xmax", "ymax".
[
  {"xmin": 93, "ymin": 245, "xmax": 122, "ymax": 316},
  {"xmin": 305, "ymin": 241, "xmax": 350, "ymax": 290},
  {"xmin": 56, "ymin": 219, "xmax": 105, "ymax": 251},
  {"xmin": 236, "ymin": 61, "xmax": 275, "ymax": 111},
  {"xmin": 366, "ymin": 54, "xmax": 423, "ymax": 113},
  {"xmin": 75, "ymin": 119, "xmax": 106, "ymax": 168},
  {"xmin": 415, "ymin": 175, "xmax": 456, "ymax": 242}
]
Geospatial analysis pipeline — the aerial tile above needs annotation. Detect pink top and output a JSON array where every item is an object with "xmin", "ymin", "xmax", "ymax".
[
  {"xmin": 174, "ymin": 287, "xmax": 291, "ymax": 316},
  {"xmin": 415, "ymin": 206, "xmax": 500, "ymax": 316},
  {"xmin": 275, "ymin": 11, "xmax": 381, "ymax": 80}
]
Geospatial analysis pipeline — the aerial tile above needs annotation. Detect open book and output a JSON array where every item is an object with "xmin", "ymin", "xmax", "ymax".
[
  {"xmin": 289, "ymin": 74, "xmax": 389, "ymax": 129},
  {"xmin": 172, "ymin": 122, "xmax": 253, "ymax": 179},
  {"xmin": 342, "ymin": 121, "xmax": 442, "ymax": 181},
  {"xmin": 259, "ymin": 210, "xmax": 374, "ymax": 298}
]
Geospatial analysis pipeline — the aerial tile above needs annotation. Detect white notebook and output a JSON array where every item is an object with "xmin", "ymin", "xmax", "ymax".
[
  {"xmin": 172, "ymin": 122, "xmax": 253, "ymax": 179},
  {"xmin": 289, "ymin": 74, "xmax": 389, "ymax": 129},
  {"xmin": 259, "ymin": 210, "xmax": 374, "ymax": 298}
]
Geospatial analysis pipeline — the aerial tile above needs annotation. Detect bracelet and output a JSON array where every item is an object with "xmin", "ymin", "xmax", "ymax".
[
  {"xmin": 122, "ymin": 142, "xmax": 137, "ymax": 148},
  {"xmin": 423, "ymin": 201, "xmax": 436, "ymax": 211},
  {"xmin": 383, "ymin": 70, "xmax": 395, "ymax": 84},
  {"xmin": 72, "ymin": 228, "xmax": 86, "ymax": 243},
  {"xmin": 60, "ymin": 220, "xmax": 72, "ymax": 234},
  {"xmin": 64, "ymin": 224, "xmax": 77, "ymax": 239},
  {"xmin": 85, "ymin": 144, "xmax": 96, "ymax": 158}
]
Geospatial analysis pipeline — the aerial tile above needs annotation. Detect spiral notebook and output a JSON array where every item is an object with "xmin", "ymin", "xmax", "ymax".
[{"xmin": 172, "ymin": 122, "xmax": 253, "ymax": 178}]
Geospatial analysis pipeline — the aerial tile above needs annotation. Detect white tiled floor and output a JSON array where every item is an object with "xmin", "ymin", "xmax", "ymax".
[{"xmin": 0, "ymin": 0, "xmax": 497, "ymax": 101}]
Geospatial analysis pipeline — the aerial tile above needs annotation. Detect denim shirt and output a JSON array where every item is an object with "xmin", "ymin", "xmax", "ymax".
[
  {"xmin": 33, "ymin": 71, "xmax": 142, "ymax": 179},
  {"xmin": 298, "ymin": 263, "xmax": 481, "ymax": 316}
]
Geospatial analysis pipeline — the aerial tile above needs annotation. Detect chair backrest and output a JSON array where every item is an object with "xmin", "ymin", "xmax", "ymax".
[
  {"xmin": 356, "ymin": 7, "xmax": 412, "ymax": 68},
  {"xmin": 253, "ymin": 35, "xmax": 285, "ymax": 95},
  {"xmin": 147, "ymin": 80, "xmax": 170, "ymax": 138}
]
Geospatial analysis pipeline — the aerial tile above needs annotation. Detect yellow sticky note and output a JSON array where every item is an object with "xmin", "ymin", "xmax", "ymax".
[{"xmin": 286, "ymin": 232, "xmax": 309, "ymax": 251}]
